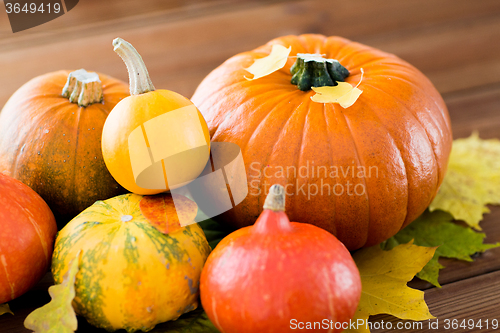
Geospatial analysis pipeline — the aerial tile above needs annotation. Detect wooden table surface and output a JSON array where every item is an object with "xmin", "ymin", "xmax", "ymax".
[{"xmin": 1, "ymin": 0, "xmax": 500, "ymax": 332}]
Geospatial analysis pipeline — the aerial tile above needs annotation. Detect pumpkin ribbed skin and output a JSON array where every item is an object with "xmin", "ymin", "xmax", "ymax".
[
  {"xmin": 51, "ymin": 193, "xmax": 211, "ymax": 332},
  {"xmin": 0, "ymin": 70, "xmax": 129, "ymax": 227},
  {"xmin": 0, "ymin": 172, "xmax": 57, "ymax": 304},
  {"xmin": 192, "ymin": 34, "xmax": 452, "ymax": 250}
]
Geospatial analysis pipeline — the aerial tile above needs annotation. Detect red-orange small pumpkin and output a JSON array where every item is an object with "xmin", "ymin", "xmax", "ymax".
[
  {"xmin": 0, "ymin": 172, "xmax": 57, "ymax": 304},
  {"xmin": 192, "ymin": 34, "xmax": 453, "ymax": 250},
  {"xmin": 0, "ymin": 70, "xmax": 129, "ymax": 227},
  {"xmin": 200, "ymin": 184, "xmax": 361, "ymax": 333}
]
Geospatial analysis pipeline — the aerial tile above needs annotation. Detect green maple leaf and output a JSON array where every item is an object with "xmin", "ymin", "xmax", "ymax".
[
  {"xmin": 429, "ymin": 132, "xmax": 500, "ymax": 229},
  {"xmin": 0, "ymin": 303, "xmax": 13, "ymax": 316},
  {"xmin": 153, "ymin": 308, "xmax": 219, "ymax": 333},
  {"xmin": 346, "ymin": 242, "xmax": 436, "ymax": 333},
  {"xmin": 198, "ymin": 218, "xmax": 234, "ymax": 250},
  {"xmin": 382, "ymin": 210, "xmax": 499, "ymax": 287},
  {"xmin": 24, "ymin": 254, "xmax": 80, "ymax": 333}
]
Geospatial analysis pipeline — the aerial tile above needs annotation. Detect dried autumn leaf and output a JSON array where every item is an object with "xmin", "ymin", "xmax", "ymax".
[
  {"xmin": 430, "ymin": 133, "xmax": 500, "ymax": 229},
  {"xmin": 24, "ymin": 254, "xmax": 80, "ymax": 333},
  {"xmin": 0, "ymin": 303, "xmax": 13, "ymax": 316},
  {"xmin": 346, "ymin": 241, "xmax": 435, "ymax": 333},
  {"xmin": 244, "ymin": 44, "xmax": 291, "ymax": 80},
  {"xmin": 382, "ymin": 210, "xmax": 499, "ymax": 287},
  {"xmin": 140, "ymin": 193, "xmax": 198, "ymax": 233},
  {"xmin": 310, "ymin": 68, "xmax": 363, "ymax": 108}
]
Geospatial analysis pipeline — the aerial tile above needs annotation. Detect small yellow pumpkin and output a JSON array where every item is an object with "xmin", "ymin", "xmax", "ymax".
[
  {"xmin": 102, "ymin": 38, "xmax": 211, "ymax": 195},
  {"xmin": 51, "ymin": 193, "xmax": 211, "ymax": 332}
]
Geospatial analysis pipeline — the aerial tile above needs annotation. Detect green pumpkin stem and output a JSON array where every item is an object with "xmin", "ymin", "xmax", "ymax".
[
  {"xmin": 62, "ymin": 69, "xmax": 103, "ymax": 107},
  {"xmin": 113, "ymin": 38, "xmax": 155, "ymax": 95},
  {"xmin": 291, "ymin": 54, "xmax": 350, "ymax": 91}
]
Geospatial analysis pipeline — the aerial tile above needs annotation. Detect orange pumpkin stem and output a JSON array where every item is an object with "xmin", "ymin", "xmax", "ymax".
[
  {"xmin": 290, "ymin": 54, "xmax": 349, "ymax": 91},
  {"xmin": 113, "ymin": 38, "xmax": 155, "ymax": 95},
  {"xmin": 253, "ymin": 184, "xmax": 293, "ymax": 234},
  {"xmin": 62, "ymin": 69, "xmax": 103, "ymax": 107}
]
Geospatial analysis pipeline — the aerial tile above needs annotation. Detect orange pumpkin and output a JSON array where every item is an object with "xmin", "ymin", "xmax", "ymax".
[
  {"xmin": 191, "ymin": 34, "xmax": 453, "ymax": 250},
  {"xmin": 0, "ymin": 69, "xmax": 129, "ymax": 227},
  {"xmin": 200, "ymin": 184, "xmax": 361, "ymax": 333},
  {"xmin": 0, "ymin": 172, "xmax": 57, "ymax": 304}
]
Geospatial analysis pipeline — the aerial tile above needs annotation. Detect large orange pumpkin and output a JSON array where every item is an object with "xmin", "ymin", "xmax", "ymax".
[
  {"xmin": 0, "ymin": 172, "xmax": 57, "ymax": 304},
  {"xmin": 191, "ymin": 34, "xmax": 453, "ymax": 250},
  {"xmin": 0, "ymin": 70, "xmax": 129, "ymax": 227}
]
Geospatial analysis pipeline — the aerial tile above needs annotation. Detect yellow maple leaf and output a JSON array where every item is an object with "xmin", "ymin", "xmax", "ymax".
[
  {"xmin": 310, "ymin": 68, "xmax": 363, "ymax": 108},
  {"xmin": 24, "ymin": 253, "xmax": 80, "ymax": 333},
  {"xmin": 346, "ymin": 241, "xmax": 436, "ymax": 333},
  {"xmin": 0, "ymin": 303, "xmax": 13, "ymax": 316},
  {"xmin": 244, "ymin": 44, "xmax": 291, "ymax": 80},
  {"xmin": 430, "ymin": 132, "xmax": 500, "ymax": 229}
]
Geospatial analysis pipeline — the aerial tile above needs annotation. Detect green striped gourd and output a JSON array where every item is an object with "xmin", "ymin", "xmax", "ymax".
[{"xmin": 51, "ymin": 193, "xmax": 211, "ymax": 332}]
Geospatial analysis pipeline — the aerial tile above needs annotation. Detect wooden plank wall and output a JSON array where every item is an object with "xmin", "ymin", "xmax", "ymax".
[{"xmin": 2, "ymin": 0, "xmax": 500, "ymax": 141}]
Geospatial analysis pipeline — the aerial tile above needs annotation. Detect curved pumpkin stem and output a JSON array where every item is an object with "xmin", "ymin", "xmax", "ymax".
[
  {"xmin": 113, "ymin": 38, "xmax": 155, "ymax": 95},
  {"xmin": 62, "ymin": 69, "xmax": 103, "ymax": 107}
]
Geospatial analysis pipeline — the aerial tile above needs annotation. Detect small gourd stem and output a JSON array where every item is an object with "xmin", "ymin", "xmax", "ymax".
[
  {"xmin": 291, "ymin": 54, "xmax": 350, "ymax": 91},
  {"xmin": 113, "ymin": 38, "xmax": 155, "ymax": 95},
  {"xmin": 253, "ymin": 184, "xmax": 293, "ymax": 234},
  {"xmin": 263, "ymin": 184, "xmax": 286, "ymax": 212},
  {"xmin": 62, "ymin": 69, "xmax": 103, "ymax": 107}
]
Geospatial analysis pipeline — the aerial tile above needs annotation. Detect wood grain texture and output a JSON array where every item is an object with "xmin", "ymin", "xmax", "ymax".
[
  {"xmin": 1, "ymin": 0, "xmax": 500, "ymax": 107},
  {"xmin": 446, "ymin": 85, "xmax": 500, "ymax": 139}
]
